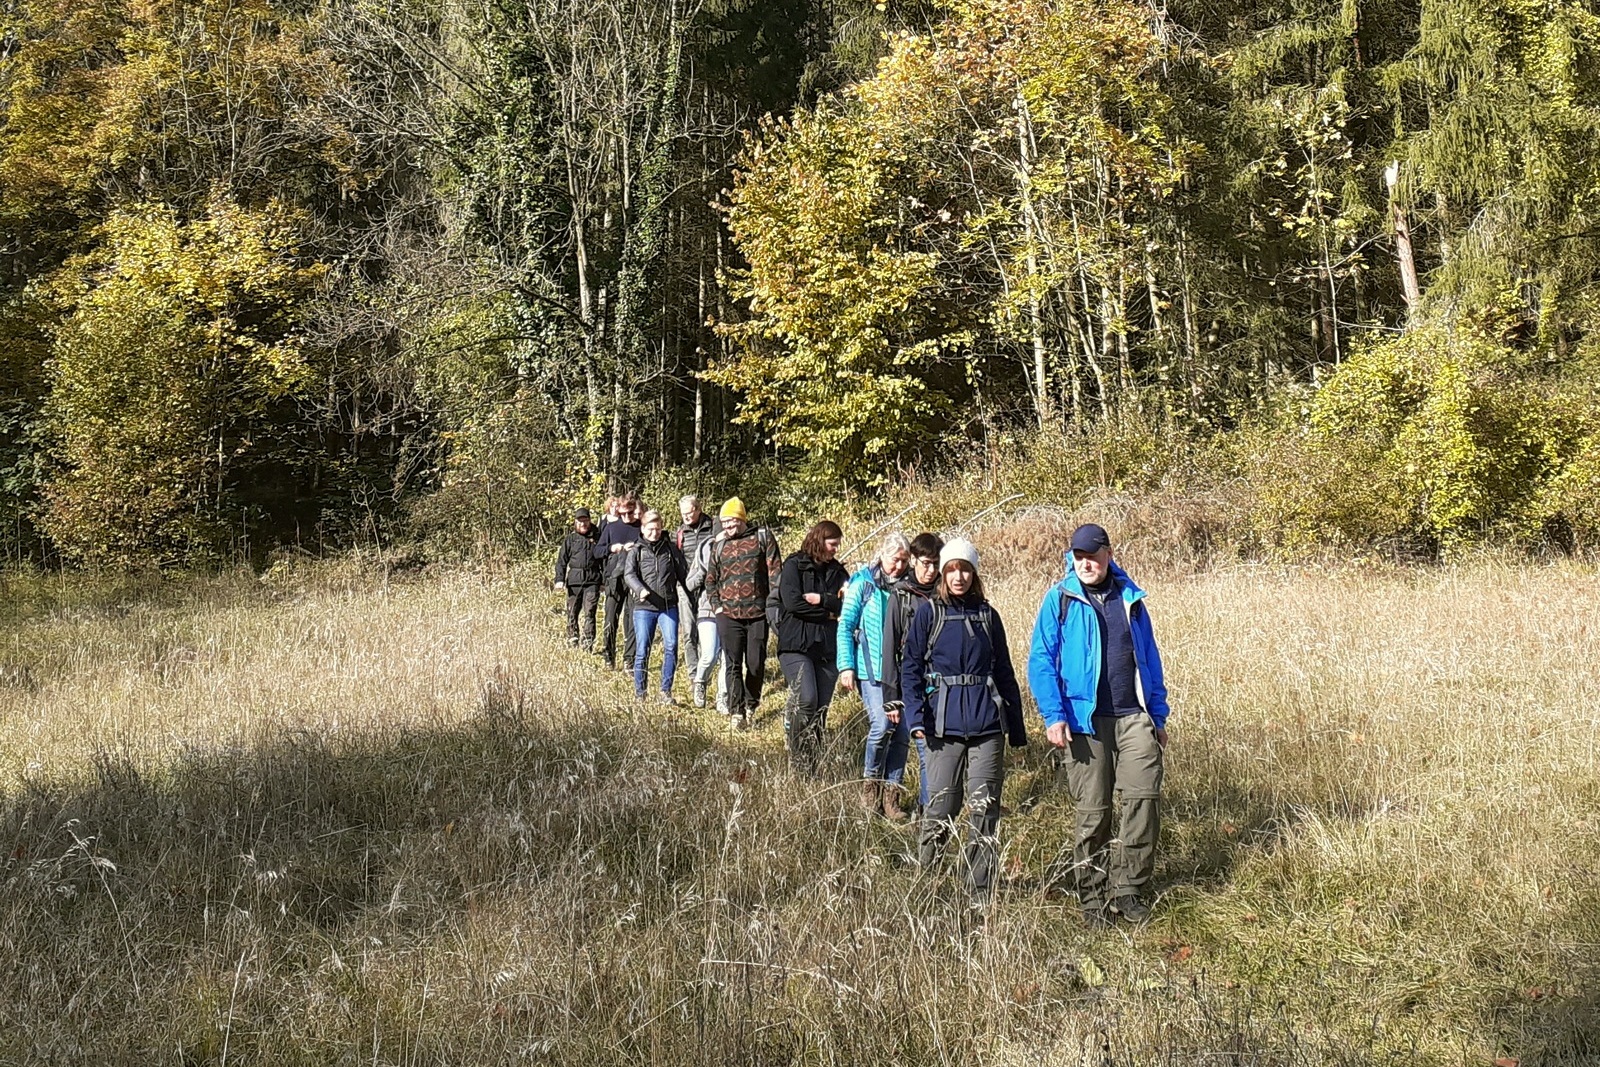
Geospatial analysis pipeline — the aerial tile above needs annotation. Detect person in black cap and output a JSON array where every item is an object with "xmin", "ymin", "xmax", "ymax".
[
  {"xmin": 554, "ymin": 507, "xmax": 603, "ymax": 650},
  {"xmin": 1026, "ymin": 522, "xmax": 1171, "ymax": 929}
]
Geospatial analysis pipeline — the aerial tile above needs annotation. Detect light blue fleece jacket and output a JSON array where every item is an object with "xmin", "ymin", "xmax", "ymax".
[
  {"xmin": 1027, "ymin": 556, "xmax": 1170, "ymax": 735},
  {"xmin": 836, "ymin": 564, "xmax": 890, "ymax": 682}
]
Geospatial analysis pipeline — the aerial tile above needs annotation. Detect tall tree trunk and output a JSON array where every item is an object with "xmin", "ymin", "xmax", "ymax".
[
  {"xmin": 609, "ymin": 374, "xmax": 624, "ymax": 489},
  {"xmin": 1014, "ymin": 90, "xmax": 1051, "ymax": 429},
  {"xmin": 1385, "ymin": 162, "xmax": 1421, "ymax": 324}
]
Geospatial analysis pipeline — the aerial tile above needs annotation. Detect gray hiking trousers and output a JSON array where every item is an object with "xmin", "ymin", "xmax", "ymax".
[
  {"xmin": 919, "ymin": 732, "xmax": 1005, "ymax": 898},
  {"xmin": 1065, "ymin": 712, "xmax": 1163, "ymax": 908}
]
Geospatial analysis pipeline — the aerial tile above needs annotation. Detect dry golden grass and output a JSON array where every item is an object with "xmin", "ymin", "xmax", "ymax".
[{"xmin": 1, "ymin": 550, "xmax": 1597, "ymax": 1065}]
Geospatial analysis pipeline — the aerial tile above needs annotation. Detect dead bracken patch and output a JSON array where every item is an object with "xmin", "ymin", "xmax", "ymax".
[{"xmin": 969, "ymin": 489, "xmax": 1243, "ymax": 582}]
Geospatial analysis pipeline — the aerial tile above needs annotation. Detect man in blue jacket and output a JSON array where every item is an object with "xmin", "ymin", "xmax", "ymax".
[{"xmin": 1027, "ymin": 523, "xmax": 1170, "ymax": 929}]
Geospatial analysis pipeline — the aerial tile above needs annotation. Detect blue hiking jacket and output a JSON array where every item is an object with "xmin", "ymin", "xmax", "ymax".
[
  {"xmin": 903, "ymin": 596, "xmax": 1027, "ymax": 746},
  {"xmin": 1027, "ymin": 557, "xmax": 1170, "ymax": 734},
  {"xmin": 836, "ymin": 564, "xmax": 891, "ymax": 681}
]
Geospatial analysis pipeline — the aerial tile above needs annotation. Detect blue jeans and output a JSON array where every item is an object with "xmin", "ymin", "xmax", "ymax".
[
  {"xmin": 633, "ymin": 604, "xmax": 679, "ymax": 696},
  {"xmin": 860, "ymin": 679, "xmax": 910, "ymax": 787},
  {"xmin": 694, "ymin": 617, "xmax": 721, "ymax": 686}
]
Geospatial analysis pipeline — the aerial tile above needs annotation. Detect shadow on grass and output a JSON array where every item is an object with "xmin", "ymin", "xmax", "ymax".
[
  {"xmin": 0, "ymin": 681, "xmax": 1540, "ymax": 1067},
  {"xmin": 1488, "ymin": 878, "xmax": 1600, "ymax": 1066},
  {"xmin": 0, "ymin": 701, "xmax": 789, "ymax": 1064}
]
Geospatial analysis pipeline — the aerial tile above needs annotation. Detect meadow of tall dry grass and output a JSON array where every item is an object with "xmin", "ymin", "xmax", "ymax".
[{"xmin": 1, "ymin": 539, "xmax": 1598, "ymax": 1065}]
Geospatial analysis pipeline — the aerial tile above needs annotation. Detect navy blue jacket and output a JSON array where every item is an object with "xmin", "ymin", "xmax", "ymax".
[
  {"xmin": 902, "ymin": 595, "xmax": 1027, "ymax": 746},
  {"xmin": 592, "ymin": 518, "xmax": 642, "ymax": 581}
]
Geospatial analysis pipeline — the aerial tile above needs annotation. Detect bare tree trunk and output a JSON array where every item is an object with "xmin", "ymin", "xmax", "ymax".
[
  {"xmin": 1014, "ymin": 90, "xmax": 1051, "ymax": 429},
  {"xmin": 1175, "ymin": 223, "xmax": 1201, "ymax": 416},
  {"xmin": 610, "ymin": 374, "xmax": 624, "ymax": 489},
  {"xmin": 1385, "ymin": 162, "xmax": 1421, "ymax": 324},
  {"xmin": 694, "ymin": 229, "xmax": 707, "ymax": 463},
  {"xmin": 1143, "ymin": 239, "xmax": 1172, "ymax": 424}
]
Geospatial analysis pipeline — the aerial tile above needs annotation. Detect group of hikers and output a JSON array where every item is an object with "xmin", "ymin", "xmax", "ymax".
[{"xmin": 553, "ymin": 493, "xmax": 1170, "ymax": 926}]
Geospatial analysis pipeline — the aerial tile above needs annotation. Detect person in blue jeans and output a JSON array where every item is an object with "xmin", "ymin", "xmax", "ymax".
[
  {"xmin": 625, "ymin": 509, "xmax": 688, "ymax": 703},
  {"xmin": 838, "ymin": 533, "xmax": 912, "ymax": 821},
  {"xmin": 881, "ymin": 532, "xmax": 945, "ymax": 813}
]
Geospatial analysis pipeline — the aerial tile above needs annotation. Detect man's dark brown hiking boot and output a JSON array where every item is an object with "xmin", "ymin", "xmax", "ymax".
[
  {"xmin": 880, "ymin": 784, "xmax": 910, "ymax": 823},
  {"xmin": 1110, "ymin": 895, "xmax": 1152, "ymax": 923},
  {"xmin": 860, "ymin": 779, "xmax": 882, "ymax": 812}
]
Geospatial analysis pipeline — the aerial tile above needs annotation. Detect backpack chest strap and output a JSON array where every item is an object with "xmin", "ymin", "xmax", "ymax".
[{"xmin": 925, "ymin": 672, "xmax": 1004, "ymax": 738}]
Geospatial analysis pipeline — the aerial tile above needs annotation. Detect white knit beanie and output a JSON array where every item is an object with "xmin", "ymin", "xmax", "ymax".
[{"xmin": 939, "ymin": 537, "xmax": 979, "ymax": 574}]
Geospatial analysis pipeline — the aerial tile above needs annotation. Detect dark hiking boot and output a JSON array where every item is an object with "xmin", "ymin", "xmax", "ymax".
[
  {"xmin": 880, "ymin": 784, "xmax": 910, "ymax": 824},
  {"xmin": 1110, "ymin": 895, "xmax": 1152, "ymax": 924}
]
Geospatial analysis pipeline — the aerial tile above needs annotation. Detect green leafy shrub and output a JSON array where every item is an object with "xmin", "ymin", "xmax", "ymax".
[
  {"xmin": 40, "ymin": 198, "xmax": 324, "ymax": 567},
  {"xmin": 634, "ymin": 464, "xmax": 852, "ymax": 542},
  {"xmin": 1529, "ymin": 384, "xmax": 1600, "ymax": 550},
  {"xmin": 1258, "ymin": 324, "xmax": 1560, "ymax": 556},
  {"xmin": 406, "ymin": 392, "xmax": 603, "ymax": 559}
]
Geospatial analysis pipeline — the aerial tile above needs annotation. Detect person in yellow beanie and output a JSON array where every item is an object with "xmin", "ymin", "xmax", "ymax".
[{"xmin": 703, "ymin": 498, "xmax": 780, "ymax": 728}]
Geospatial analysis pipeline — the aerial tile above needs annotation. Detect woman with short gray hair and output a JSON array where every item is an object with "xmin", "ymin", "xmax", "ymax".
[{"xmin": 838, "ymin": 531, "xmax": 913, "ymax": 820}]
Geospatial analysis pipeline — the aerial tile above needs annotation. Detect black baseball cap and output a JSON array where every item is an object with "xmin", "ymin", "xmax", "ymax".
[
  {"xmin": 574, "ymin": 507, "xmax": 592, "ymax": 520},
  {"xmin": 1070, "ymin": 523, "xmax": 1111, "ymax": 553}
]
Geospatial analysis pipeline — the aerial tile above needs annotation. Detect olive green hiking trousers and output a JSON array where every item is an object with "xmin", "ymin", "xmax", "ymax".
[{"xmin": 1065, "ymin": 712, "xmax": 1163, "ymax": 909}]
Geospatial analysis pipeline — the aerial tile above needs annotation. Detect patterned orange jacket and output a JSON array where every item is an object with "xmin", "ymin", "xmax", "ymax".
[{"xmin": 704, "ymin": 527, "xmax": 781, "ymax": 621}]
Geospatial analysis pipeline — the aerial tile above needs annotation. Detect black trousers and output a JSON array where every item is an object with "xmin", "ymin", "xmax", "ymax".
[
  {"xmin": 715, "ymin": 615, "xmax": 768, "ymax": 714},
  {"xmin": 565, "ymin": 585, "xmax": 599, "ymax": 648},
  {"xmin": 601, "ymin": 578, "xmax": 636, "ymax": 667},
  {"xmin": 779, "ymin": 651, "xmax": 839, "ymax": 777}
]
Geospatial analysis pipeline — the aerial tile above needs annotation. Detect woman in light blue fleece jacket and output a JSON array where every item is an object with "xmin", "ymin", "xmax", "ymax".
[{"xmin": 837, "ymin": 533, "xmax": 911, "ymax": 820}]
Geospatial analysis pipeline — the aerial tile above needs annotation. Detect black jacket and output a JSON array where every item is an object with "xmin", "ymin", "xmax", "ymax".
[
  {"xmin": 625, "ymin": 535, "xmax": 688, "ymax": 610},
  {"xmin": 881, "ymin": 576, "xmax": 937, "ymax": 704},
  {"xmin": 555, "ymin": 526, "xmax": 602, "ymax": 588},
  {"xmin": 776, "ymin": 552, "xmax": 849, "ymax": 658}
]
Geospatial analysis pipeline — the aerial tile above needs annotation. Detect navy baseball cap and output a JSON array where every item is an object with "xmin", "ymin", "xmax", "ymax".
[
  {"xmin": 1069, "ymin": 523, "xmax": 1111, "ymax": 553},
  {"xmin": 574, "ymin": 507, "xmax": 592, "ymax": 520}
]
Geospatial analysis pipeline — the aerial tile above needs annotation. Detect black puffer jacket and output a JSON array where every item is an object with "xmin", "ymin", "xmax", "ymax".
[
  {"xmin": 776, "ymin": 552, "xmax": 849, "ymax": 658},
  {"xmin": 555, "ymin": 526, "xmax": 602, "ymax": 587},
  {"xmin": 624, "ymin": 535, "xmax": 688, "ymax": 610}
]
